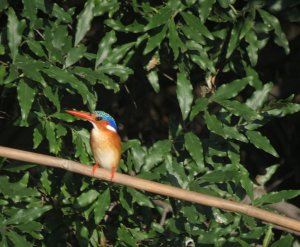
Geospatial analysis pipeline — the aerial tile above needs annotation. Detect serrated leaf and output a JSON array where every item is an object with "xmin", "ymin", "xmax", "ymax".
[
  {"xmin": 201, "ymin": 169, "xmax": 239, "ymax": 183},
  {"xmin": 22, "ymin": 0, "xmax": 37, "ymax": 27},
  {"xmin": 105, "ymin": 19, "xmax": 144, "ymax": 33},
  {"xmin": 4, "ymin": 206, "xmax": 52, "ymax": 225},
  {"xmin": 106, "ymin": 42, "xmax": 135, "ymax": 64},
  {"xmin": 5, "ymin": 231, "xmax": 31, "ymax": 247},
  {"xmin": 258, "ymin": 9, "xmax": 289, "ymax": 54},
  {"xmin": 245, "ymin": 30, "xmax": 259, "ymax": 66},
  {"xmin": 143, "ymin": 25, "xmax": 168, "ymax": 54},
  {"xmin": 217, "ymin": 100, "xmax": 261, "ymax": 121},
  {"xmin": 43, "ymin": 87, "xmax": 60, "ymax": 112},
  {"xmin": 16, "ymin": 221, "xmax": 43, "ymax": 240},
  {"xmin": 181, "ymin": 12, "xmax": 214, "ymax": 40},
  {"xmin": 52, "ymin": 25, "xmax": 68, "ymax": 50},
  {"xmin": 65, "ymin": 44, "xmax": 86, "ymax": 68},
  {"xmin": 212, "ymin": 77, "xmax": 250, "ymax": 101},
  {"xmin": 145, "ymin": 6, "xmax": 173, "ymax": 30},
  {"xmin": 204, "ymin": 111, "xmax": 247, "ymax": 142},
  {"xmin": 254, "ymin": 190, "xmax": 300, "ymax": 206},
  {"xmin": 94, "ymin": 188, "xmax": 111, "ymax": 224},
  {"xmin": 256, "ymin": 164, "xmax": 279, "ymax": 186},
  {"xmin": 246, "ymin": 130, "xmax": 278, "ymax": 157},
  {"xmin": 45, "ymin": 121, "xmax": 60, "ymax": 154},
  {"xmin": 147, "ymin": 70, "xmax": 160, "ymax": 93},
  {"xmin": 190, "ymin": 97, "xmax": 209, "ymax": 120},
  {"xmin": 176, "ymin": 71, "xmax": 193, "ymax": 120},
  {"xmin": 266, "ymin": 102, "xmax": 300, "ymax": 117},
  {"xmin": 120, "ymin": 188, "xmax": 134, "ymax": 215},
  {"xmin": 184, "ymin": 132, "xmax": 204, "ymax": 171},
  {"xmin": 17, "ymin": 80, "xmax": 36, "ymax": 126},
  {"xmin": 33, "ymin": 125, "xmax": 43, "ymax": 149},
  {"xmin": 43, "ymin": 66, "xmax": 96, "ymax": 110},
  {"xmin": 97, "ymin": 63, "xmax": 133, "ymax": 82},
  {"xmin": 95, "ymin": 31, "xmax": 117, "ymax": 68},
  {"xmin": 7, "ymin": 7, "xmax": 23, "ymax": 61},
  {"xmin": 168, "ymin": 19, "xmax": 184, "ymax": 59},
  {"xmin": 226, "ymin": 24, "xmax": 240, "ymax": 58},
  {"xmin": 271, "ymin": 234, "xmax": 293, "ymax": 247},
  {"xmin": 144, "ymin": 140, "xmax": 172, "ymax": 171},
  {"xmin": 117, "ymin": 224, "xmax": 136, "ymax": 246},
  {"xmin": 27, "ymin": 39, "xmax": 46, "ymax": 57},
  {"xmin": 75, "ymin": 0, "xmax": 95, "ymax": 46},
  {"xmin": 75, "ymin": 189, "xmax": 99, "ymax": 208},
  {"xmin": 127, "ymin": 188, "xmax": 154, "ymax": 208},
  {"xmin": 246, "ymin": 82, "xmax": 273, "ymax": 110}
]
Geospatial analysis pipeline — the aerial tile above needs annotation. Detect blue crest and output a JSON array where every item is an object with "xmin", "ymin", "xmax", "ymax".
[{"xmin": 94, "ymin": 111, "xmax": 118, "ymax": 130}]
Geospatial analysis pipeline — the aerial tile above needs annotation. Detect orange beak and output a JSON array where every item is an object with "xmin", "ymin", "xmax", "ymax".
[{"xmin": 65, "ymin": 110, "xmax": 96, "ymax": 122}]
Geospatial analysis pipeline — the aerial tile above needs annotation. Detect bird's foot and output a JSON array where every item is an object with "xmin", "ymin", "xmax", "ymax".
[
  {"xmin": 92, "ymin": 163, "xmax": 99, "ymax": 176},
  {"xmin": 110, "ymin": 167, "xmax": 116, "ymax": 181}
]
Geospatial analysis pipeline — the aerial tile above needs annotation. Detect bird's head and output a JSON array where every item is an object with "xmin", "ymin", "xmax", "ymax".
[{"xmin": 66, "ymin": 110, "xmax": 118, "ymax": 132}]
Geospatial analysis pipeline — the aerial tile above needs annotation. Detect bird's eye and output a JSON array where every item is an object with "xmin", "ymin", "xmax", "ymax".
[{"xmin": 95, "ymin": 116, "xmax": 102, "ymax": 121}]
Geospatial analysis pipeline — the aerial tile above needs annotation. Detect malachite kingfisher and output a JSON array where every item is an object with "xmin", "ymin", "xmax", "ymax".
[{"xmin": 66, "ymin": 110, "xmax": 121, "ymax": 180}]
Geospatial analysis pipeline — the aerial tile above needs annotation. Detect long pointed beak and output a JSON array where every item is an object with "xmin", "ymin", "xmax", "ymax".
[{"xmin": 65, "ymin": 110, "xmax": 95, "ymax": 122}]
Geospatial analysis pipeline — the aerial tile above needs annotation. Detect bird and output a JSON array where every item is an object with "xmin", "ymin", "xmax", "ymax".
[{"xmin": 65, "ymin": 110, "xmax": 121, "ymax": 180}]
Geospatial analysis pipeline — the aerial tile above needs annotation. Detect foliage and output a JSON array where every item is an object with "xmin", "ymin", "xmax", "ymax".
[{"xmin": 0, "ymin": 0, "xmax": 300, "ymax": 246}]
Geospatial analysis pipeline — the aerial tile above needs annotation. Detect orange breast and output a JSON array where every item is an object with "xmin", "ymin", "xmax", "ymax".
[{"xmin": 90, "ymin": 121, "xmax": 121, "ymax": 170}]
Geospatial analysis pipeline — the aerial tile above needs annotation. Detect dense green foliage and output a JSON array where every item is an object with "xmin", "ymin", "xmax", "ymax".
[{"xmin": 0, "ymin": 0, "xmax": 300, "ymax": 246}]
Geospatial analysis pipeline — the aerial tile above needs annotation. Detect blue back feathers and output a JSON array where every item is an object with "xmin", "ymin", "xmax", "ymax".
[{"xmin": 94, "ymin": 111, "xmax": 117, "ymax": 130}]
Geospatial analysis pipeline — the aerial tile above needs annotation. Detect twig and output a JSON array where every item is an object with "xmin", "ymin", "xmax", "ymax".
[{"xmin": 0, "ymin": 146, "xmax": 300, "ymax": 233}]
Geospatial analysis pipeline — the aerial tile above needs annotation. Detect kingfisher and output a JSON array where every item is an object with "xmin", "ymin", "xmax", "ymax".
[{"xmin": 65, "ymin": 110, "xmax": 121, "ymax": 180}]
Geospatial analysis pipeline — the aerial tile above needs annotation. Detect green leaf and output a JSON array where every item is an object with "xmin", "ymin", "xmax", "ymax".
[
  {"xmin": 127, "ymin": 188, "xmax": 154, "ymax": 208},
  {"xmin": 181, "ymin": 12, "xmax": 214, "ymax": 40},
  {"xmin": 190, "ymin": 97, "xmax": 209, "ymax": 120},
  {"xmin": 4, "ymin": 206, "xmax": 52, "ymax": 225},
  {"xmin": 271, "ymin": 234, "xmax": 293, "ymax": 247},
  {"xmin": 7, "ymin": 7, "xmax": 23, "ymax": 61},
  {"xmin": 147, "ymin": 70, "xmax": 160, "ymax": 93},
  {"xmin": 256, "ymin": 164, "xmax": 279, "ymax": 186},
  {"xmin": 33, "ymin": 125, "xmax": 43, "ymax": 149},
  {"xmin": 15, "ymin": 221, "xmax": 43, "ymax": 240},
  {"xmin": 75, "ymin": 0, "xmax": 95, "ymax": 46},
  {"xmin": 217, "ymin": 100, "xmax": 261, "ymax": 121},
  {"xmin": 258, "ymin": 9, "xmax": 289, "ymax": 54},
  {"xmin": 184, "ymin": 132, "xmax": 205, "ymax": 171},
  {"xmin": 226, "ymin": 24, "xmax": 240, "ymax": 58},
  {"xmin": 145, "ymin": 6, "xmax": 173, "ymax": 30},
  {"xmin": 43, "ymin": 87, "xmax": 60, "ymax": 112},
  {"xmin": 43, "ymin": 66, "xmax": 96, "ymax": 110},
  {"xmin": 176, "ymin": 71, "xmax": 193, "ymax": 120},
  {"xmin": 105, "ymin": 19, "xmax": 144, "ymax": 33},
  {"xmin": 211, "ymin": 77, "xmax": 250, "ymax": 101},
  {"xmin": 65, "ymin": 44, "xmax": 86, "ymax": 68},
  {"xmin": 144, "ymin": 25, "xmax": 168, "ymax": 54},
  {"xmin": 204, "ymin": 111, "xmax": 248, "ymax": 142},
  {"xmin": 97, "ymin": 63, "xmax": 133, "ymax": 82},
  {"xmin": 94, "ymin": 188, "xmax": 111, "ymax": 224},
  {"xmin": 5, "ymin": 231, "xmax": 31, "ymax": 247},
  {"xmin": 95, "ymin": 31, "xmax": 117, "ymax": 68},
  {"xmin": 246, "ymin": 83, "xmax": 273, "ymax": 110},
  {"xmin": 201, "ymin": 170, "xmax": 240, "ymax": 183},
  {"xmin": 106, "ymin": 42, "xmax": 135, "ymax": 64},
  {"xmin": 245, "ymin": 30, "xmax": 259, "ymax": 66},
  {"xmin": 266, "ymin": 102, "xmax": 300, "ymax": 117},
  {"xmin": 144, "ymin": 140, "xmax": 172, "ymax": 171},
  {"xmin": 246, "ymin": 130, "xmax": 279, "ymax": 157},
  {"xmin": 44, "ymin": 121, "xmax": 60, "ymax": 154},
  {"xmin": 22, "ymin": 0, "xmax": 37, "ymax": 27},
  {"xmin": 168, "ymin": 19, "xmax": 184, "ymax": 59},
  {"xmin": 75, "ymin": 189, "xmax": 99, "ymax": 208},
  {"xmin": 254, "ymin": 190, "xmax": 300, "ymax": 206},
  {"xmin": 17, "ymin": 80, "xmax": 36, "ymax": 126},
  {"xmin": 117, "ymin": 224, "xmax": 136, "ymax": 246},
  {"xmin": 27, "ymin": 39, "xmax": 46, "ymax": 57}
]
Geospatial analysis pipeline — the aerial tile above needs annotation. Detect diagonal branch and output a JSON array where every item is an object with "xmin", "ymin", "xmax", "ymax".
[{"xmin": 0, "ymin": 146, "xmax": 300, "ymax": 233}]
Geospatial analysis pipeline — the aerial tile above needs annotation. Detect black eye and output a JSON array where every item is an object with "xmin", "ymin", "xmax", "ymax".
[{"xmin": 95, "ymin": 116, "xmax": 102, "ymax": 121}]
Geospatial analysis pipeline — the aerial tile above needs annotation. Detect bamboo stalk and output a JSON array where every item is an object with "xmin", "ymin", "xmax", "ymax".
[{"xmin": 0, "ymin": 146, "xmax": 299, "ymax": 233}]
